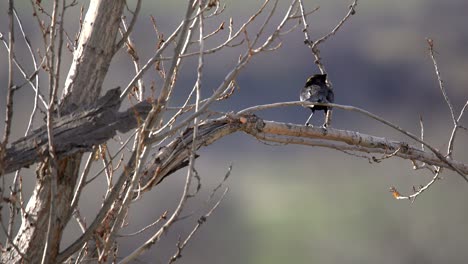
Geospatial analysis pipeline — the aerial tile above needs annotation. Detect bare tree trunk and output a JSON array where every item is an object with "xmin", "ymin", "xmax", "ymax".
[
  {"xmin": 2, "ymin": 0, "xmax": 466, "ymax": 263},
  {"xmin": 60, "ymin": 0, "xmax": 125, "ymax": 109},
  {"xmin": 1, "ymin": 1, "xmax": 125, "ymax": 263}
]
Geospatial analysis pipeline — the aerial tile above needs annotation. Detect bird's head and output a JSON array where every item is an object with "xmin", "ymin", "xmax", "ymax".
[{"xmin": 305, "ymin": 74, "xmax": 327, "ymax": 86}]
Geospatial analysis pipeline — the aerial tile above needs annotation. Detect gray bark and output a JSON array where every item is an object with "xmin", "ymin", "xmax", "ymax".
[
  {"xmin": 1, "ymin": 1, "xmax": 126, "ymax": 263},
  {"xmin": 2, "ymin": 88, "xmax": 150, "ymax": 174},
  {"xmin": 3, "ymin": 102, "xmax": 468, "ymax": 183},
  {"xmin": 2, "ymin": 88, "xmax": 468, "ymax": 262},
  {"xmin": 1, "ymin": 0, "xmax": 467, "ymax": 262}
]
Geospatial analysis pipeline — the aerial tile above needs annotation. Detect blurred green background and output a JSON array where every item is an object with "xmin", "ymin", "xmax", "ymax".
[{"xmin": 1, "ymin": 0, "xmax": 468, "ymax": 263}]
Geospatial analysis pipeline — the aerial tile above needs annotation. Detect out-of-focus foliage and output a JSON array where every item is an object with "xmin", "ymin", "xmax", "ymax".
[{"xmin": 1, "ymin": 0, "xmax": 468, "ymax": 263}]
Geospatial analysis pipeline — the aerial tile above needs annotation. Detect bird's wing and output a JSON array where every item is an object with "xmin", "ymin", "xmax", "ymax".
[
  {"xmin": 300, "ymin": 87, "xmax": 311, "ymax": 102},
  {"xmin": 301, "ymin": 85, "xmax": 324, "ymax": 102},
  {"xmin": 326, "ymin": 88, "xmax": 334, "ymax": 103}
]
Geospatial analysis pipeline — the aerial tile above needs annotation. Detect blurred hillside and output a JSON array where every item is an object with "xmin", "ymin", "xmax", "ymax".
[{"xmin": 1, "ymin": 0, "xmax": 468, "ymax": 263}]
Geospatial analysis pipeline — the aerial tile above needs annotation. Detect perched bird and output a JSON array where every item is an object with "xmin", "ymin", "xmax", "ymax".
[{"xmin": 300, "ymin": 74, "xmax": 334, "ymax": 127}]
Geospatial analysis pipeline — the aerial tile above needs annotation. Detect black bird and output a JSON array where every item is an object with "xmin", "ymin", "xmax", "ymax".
[{"xmin": 300, "ymin": 74, "xmax": 334, "ymax": 127}]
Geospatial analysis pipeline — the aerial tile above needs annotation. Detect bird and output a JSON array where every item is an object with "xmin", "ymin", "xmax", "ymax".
[{"xmin": 300, "ymin": 74, "xmax": 334, "ymax": 127}]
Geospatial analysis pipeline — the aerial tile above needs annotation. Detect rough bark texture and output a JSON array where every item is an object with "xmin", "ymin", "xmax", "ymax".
[
  {"xmin": 2, "ymin": 88, "xmax": 150, "ymax": 174},
  {"xmin": 3, "ymin": 96, "xmax": 468, "ymax": 262},
  {"xmin": 3, "ymin": 109, "xmax": 468, "ymax": 182},
  {"xmin": 1, "ymin": 1, "xmax": 467, "ymax": 262},
  {"xmin": 60, "ymin": 0, "xmax": 125, "ymax": 108},
  {"xmin": 1, "ymin": 1, "xmax": 126, "ymax": 263}
]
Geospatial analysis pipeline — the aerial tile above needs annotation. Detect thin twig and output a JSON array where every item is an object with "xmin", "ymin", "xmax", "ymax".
[
  {"xmin": 57, "ymin": 153, "xmax": 137, "ymax": 262},
  {"xmin": 426, "ymin": 38, "xmax": 461, "ymax": 159},
  {"xmin": 119, "ymin": 211, "xmax": 168, "ymax": 237},
  {"xmin": 118, "ymin": 2, "xmax": 204, "ymax": 262},
  {"xmin": 120, "ymin": 17, "xmax": 144, "ymax": 101},
  {"xmin": 114, "ymin": 0, "xmax": 142, "ymax": 53},
  {"xmin": 210, "ymin": 163, "xmax": 232, "ymax": 200},
  {"xmin": 149, "ymin": 0, "xmax": 298, "ymax": 143},
  {"xmin": 390, "ymin": 169, "xmax": 441, "ymax": 202},
  {"xmin": 419, "ymin": 115, "xmax": 425, "ymax": 151},
  {"xmin": 416, "ymin": 115, "xmax": 428, "ymax": 169},
  {"xmin": 120, "ymin": 21, "xmax": 185, "ymax": 99},
  {"xmin": 96, "ymin": 144, "xmax": 113, "ymax": 190},
  {"xmin": 98, "ymin": 132, "xmax": 151, "ymax": 261},
  {"xmin": 0, "ymin": 36, "xmax": 48, "ymax": 108},
  {"xmin": 3, "ymin": 0, "xmax": 16, "ymax": 245},
  {"xmin": 167, "ymin": 0, "xmax": 268, "ymax": 60},
  {"xmin": 13, "ymin": 7, "xmax": 43, "ymax": 134},
  {"xmin": 100, "ymin": 1, "xmax": 199, "ymax": 259},
  {"xmin": 2, "ymin": 0, "xmax": 15, "ymax": 149},
  {"xmin": 427, "ymin": 38, "xmax": 456, "ymax": 124},
  {"xmin": 447, "ymin": 100, "xmax": 468, "ymax": 157},
  {"xmin": 41, "ymin": 0, "xmax": 61, "ymax": 262},
  {"xmin": 310, "ymin": 0, "xmax": 357, "ymax": 48},
  {"xmin": 299, "ymin": 0, "xmax": 357, "ymax": 127},
  {"xmin": 85, "ymin": 130, "xmax": 138, "ymax": 185},
  {"xmin": 168, "ymin": 188, "xmax": 229, "ymax": 264},
  {"xmin": 70, "ymin": 151, "xmax": 96, "ymax": 212},
  {"xmin": 309, "ymin": 0, "xmax": 357, "ymax": 73}
]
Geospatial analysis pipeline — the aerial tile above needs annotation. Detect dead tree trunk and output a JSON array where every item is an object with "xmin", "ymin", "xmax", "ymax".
[{"xmin": 1, "ymin": 1, "xmax": 125, "ymax": 263}]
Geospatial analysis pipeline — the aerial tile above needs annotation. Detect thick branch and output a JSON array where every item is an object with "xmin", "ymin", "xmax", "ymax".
[
  {"xmin": 1, "ymin": 88, "xmax": 149, "ymax": 174},
  {"xmin": 0, "ymin": 1, "xmax": 128, "ymax": 263},
  {"xmin": 139, "ymin": 115, "xmax": 468, "ymax": 191},
  {"xmin": 3, "ymin": 106, "xmax": 468, "ymax": 179},
  {"xmin": 60, "ymin": 0, "xmax": 125, "ymax": 108}
]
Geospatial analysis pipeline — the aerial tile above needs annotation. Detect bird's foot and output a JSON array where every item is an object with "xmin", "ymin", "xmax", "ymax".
[
  {"xmin": 305, "ymin": 122, "xmax": 313, "ymax": 127},
  {"xmin": 321, "ymin": 123, "xmax": 329, "ymax": 129}
]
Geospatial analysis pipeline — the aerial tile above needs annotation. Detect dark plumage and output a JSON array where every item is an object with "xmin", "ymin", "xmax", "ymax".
[{"xmin": 300, "ymin": 74, "xmax": 334, "ymax": 127}]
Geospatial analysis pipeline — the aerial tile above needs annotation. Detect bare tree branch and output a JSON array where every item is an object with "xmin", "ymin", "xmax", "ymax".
[
  {"xmin": 1, "ymin": 0, "xmax": 466, "ymax": 263},
  {"xmin": 3, "ymin": 100, "xmax": 468, "ymax": 179},
  {"xmin": 168, "ymin": 188, "xmax": 229, "ymax": 264},
  {"xmin": 390, "ymin": 168, "xmax": 441, "ymax": 202}
]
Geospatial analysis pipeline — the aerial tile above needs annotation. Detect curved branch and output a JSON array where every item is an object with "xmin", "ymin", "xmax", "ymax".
[
  {"xmin": 3, "ymin": 103, "xmax": 468, "ymax": 179},
  {"xmin": 138, "ymin": 114, "xmax": 468, "ymax": 191},
  {"xmin": 240, "ymin": 101, "xmax": 468, "ymax": 182}
]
